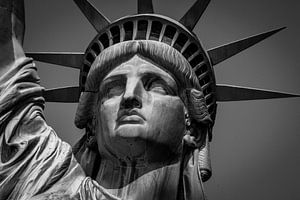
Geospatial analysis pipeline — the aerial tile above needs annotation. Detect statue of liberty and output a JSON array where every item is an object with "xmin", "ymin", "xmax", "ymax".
[{"xmin": 0, "ymin": 0, "xmax": 298, "ymax": 199}]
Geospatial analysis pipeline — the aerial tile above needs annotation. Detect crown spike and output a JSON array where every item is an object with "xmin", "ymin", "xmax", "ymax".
[
  {"xmin": 26, "ymin": 52, "xmax": 84, "ymax": 69},
  {"xmin": 208, "ymin": 27, "xmax": 286, "ymax": 66},
  {"xmin": 44, "ymin": 86, "xmax": 80, "ymax": 103},
  {"xmin": 73, "ymin": 0, "xmax": 111, "ymax": 32},
  {"xmin": 179, "ymin": 0, "xmax": 211, "ymax": 31},
  {"xmin": 137, "ymin": 0, "xmax": 154, "ymax": 14},
  {"xmin": 216, "ymin": 84, "xmax": 300, "ymax": 102}
]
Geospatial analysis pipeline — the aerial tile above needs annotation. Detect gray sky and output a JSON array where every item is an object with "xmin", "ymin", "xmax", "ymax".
[{"xmin": 24, "ymin": 0, "xmax": 300, "ymax": 199}]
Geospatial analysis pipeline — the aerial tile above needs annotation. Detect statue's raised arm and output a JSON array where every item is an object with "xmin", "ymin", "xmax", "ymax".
[{"xmin": 0, "ymin": 1, "xmax": 91, "ymax": 199}]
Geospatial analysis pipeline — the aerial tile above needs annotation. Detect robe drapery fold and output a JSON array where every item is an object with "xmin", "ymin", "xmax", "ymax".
[{"xmin": 0, "ymin": 57, "xmax": 112, "ymax": 200}]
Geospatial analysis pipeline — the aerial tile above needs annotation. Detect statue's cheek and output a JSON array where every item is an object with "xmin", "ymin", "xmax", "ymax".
[
  {"xmin": 98, "ymin": 96, "xmax": 122, "ymax": 132},
  {"xmin": 146, "ymin": 95, "xmax": 185, "ymax": 147}
]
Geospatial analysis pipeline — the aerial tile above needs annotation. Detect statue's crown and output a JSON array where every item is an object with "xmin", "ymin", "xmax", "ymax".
[{"xmin": 26, "ymin": 0, "xmax": 299, "ymax": 123}]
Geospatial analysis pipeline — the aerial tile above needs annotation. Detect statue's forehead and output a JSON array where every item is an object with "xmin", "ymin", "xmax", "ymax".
[{"xmin": 102, "ymin": 55, "xmax": 176, "ymax": 85}]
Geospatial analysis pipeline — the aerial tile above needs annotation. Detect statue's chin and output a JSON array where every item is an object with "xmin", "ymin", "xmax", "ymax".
[
  {"xmin": 114, "ymin": 123, "xmax": 148, "ymax": 138},
  {"xmin": 102, "ymin": 125, "xmax": 148, "ymax": 159}
]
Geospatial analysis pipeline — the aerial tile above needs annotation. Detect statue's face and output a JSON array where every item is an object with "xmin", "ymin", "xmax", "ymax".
[{"xmin": 96, "ymin": 55, "xmax": 186, "ymax": 160}]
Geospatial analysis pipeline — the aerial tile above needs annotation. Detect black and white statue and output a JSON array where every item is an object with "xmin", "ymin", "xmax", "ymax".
[{"xmin": 0, "ymin": 0, "xmax": 298, "ymax": 199}]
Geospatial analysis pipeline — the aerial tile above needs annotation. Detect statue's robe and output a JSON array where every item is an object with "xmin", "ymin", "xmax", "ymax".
[{"xmin": 0, "ymin": 57, "xmax": 120, "ymax": 200}]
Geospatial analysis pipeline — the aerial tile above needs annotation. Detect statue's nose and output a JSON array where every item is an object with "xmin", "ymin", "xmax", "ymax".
[
  {"xmin": 121, "ymin": 96, "xmax": 142, "ymax": 109},
  {"xmin": 120, "ymin": 78, "xmax": 143, "ymax": 109}
]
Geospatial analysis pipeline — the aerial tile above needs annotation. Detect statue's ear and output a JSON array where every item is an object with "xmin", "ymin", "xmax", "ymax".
[
  {"xmin": 183, "ymin": 122, "xmax": 208, "ymax": 148},
  {"xmin": 183, "ymin": 88, "xmax": 212, "ymax": 148}
]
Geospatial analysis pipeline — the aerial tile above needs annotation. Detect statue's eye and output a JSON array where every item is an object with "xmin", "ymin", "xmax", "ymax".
[
  {"xmin": 107, "ymin": 86, "xmax": 123, "ymax": 97},
  {"xmin": 103, "ymin": 81, "xmax": 125, "ymax": 98},
  {"xmin": 145, "ymin": 78, "xmax": 172, "ymax": 95},
  {"xmin": 149, "ymin": 82, "xmax": 168, "ymax": 95}
]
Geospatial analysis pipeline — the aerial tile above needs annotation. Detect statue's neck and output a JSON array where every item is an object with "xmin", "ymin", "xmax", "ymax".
[{"xmin": 95, "ymin": 158, "xmax": 182, "ymax": 200}]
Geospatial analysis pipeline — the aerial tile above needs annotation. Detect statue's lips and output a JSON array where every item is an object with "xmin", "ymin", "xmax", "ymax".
[
  {"xmin": 116, "ymin": 111, "xmax": 145, "ymax": 126},
  {"xmin": 118, "ymin": 115, "xmax": 144, "ymax": 124}
]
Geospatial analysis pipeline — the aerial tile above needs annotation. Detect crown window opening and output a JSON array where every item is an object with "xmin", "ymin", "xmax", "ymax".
[
  {"xmin": 196, "ymin": 63, "xmax": 208, "ymax": 75},
  {"xmin": 204, "ymin": 86, "xmax": 212, "ymax": 95},
  {"xmin": 173, "ymin": 33, "xmax": 188, "ymax": 52},
  {"xmin": 206, "ymin": 94, "xmax": 213, "ymax": 105},
  {"xmin": 86, "ymin": 52, "xmax": 95, "ymax": 64},
  {"xmin": 81, "ymin": 76, "xmax": 87, "ymax": 88},
  {"xmin": 99, "ymin": 33, "xmax": 110, "ymax": 48},
  {"xmin": 202, "ymin": 81, "xmax": 211, "ymax": 91},
  {"xmin": 189, "ymin": 53, "xmax": 204, "ymax": 68},
  {"xmin": 83, "ymin": 64, "xmax": 90, "ymax": 73},
  {"xmin": 205, "ymin": 93, "xmax": 213, "ymax": 101},
  {"xmin": 183, "ymin": 43, "xmax": 198, "ymax": 59},
  {"xmin": 123, "ymin": 21, "xmax": 134, "ymax": 41},
  {"xmin": 208, "ymin": 103, "xmax": 214, "ymax": 113},
  {"xmin": 162, "ymin": 25, "xmax": 177, "ymax": 45},
  {"xmin": 200, "ymin": 76, "xmax": 210, "ymax": 87},
  {"xmin": 110, "ymin": 26, "xmax": 121, "ymax": 44},
  {"xmin": 136, "ymin": 20, "xmax": 148, "ymax": 40},
  {"xmin": 200, "ymin": 76, "xmax": 210, "ymax": 85},
  {"xmin": 198, "ymin": 71, "xmax": 209, "ymax": 80},
  {"xmin": 150, "ymin": 21, "xmax": 162, "ymax": 41},
  {"xmin": 80, "ymin": 70, "xmax": 88, "ymax": 79},
  {"xmin": 90, "ymin": 50, "xmax": 97, "ymax": 58},
  {"xmin": 91, "ymin": 43, "xmax": 101, "ymax": 55}
]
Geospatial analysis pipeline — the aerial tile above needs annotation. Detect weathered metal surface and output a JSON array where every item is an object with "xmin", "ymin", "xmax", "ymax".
[
  {"xmin": 208, "ymin": 27, "xmax": 286, "ymax": 66},
  {"xmin": 137, "ymin": 0, "xmax": 154, "ymax": 14},
  {"xmin": 26, "ymin": 52, "xmax": 84, "ymax": 69},
  {"xmin": 216, "ymin": 84, "xmax": 300, "ymax": 101},
  {"xmin": 73, "ymin": 0, "xmax": 111, "ymax": 33},
  {"xmin": 43, "ymin": 86, "xmax": 80, "ymax": 102},
  {"xmin": 179, "ymin": 0, "xmax": 211, "ymax": 31}
]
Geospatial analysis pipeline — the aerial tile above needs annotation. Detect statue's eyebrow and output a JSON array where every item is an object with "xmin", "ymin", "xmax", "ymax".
[
  {"xmin": 102, "ymin": 74, "xmax": 125, "ymax": 82},
  {"xmin": 100, "ymin": 74, "xmax": 125, "ymax": 89}
]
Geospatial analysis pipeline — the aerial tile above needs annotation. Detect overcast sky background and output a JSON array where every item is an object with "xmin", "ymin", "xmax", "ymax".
[{"xmin": 24, "ymin": 0, "xmax": 300, "ymax": 199}]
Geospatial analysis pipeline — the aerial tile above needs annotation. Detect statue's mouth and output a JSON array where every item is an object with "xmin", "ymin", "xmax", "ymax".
[
  {"xmin": 116, "ymin": 110, "xmax": 145, "ymax": 127},
  {"xmin": 118, "ymin": 115, "xmax": 144, "ymax": 124}
]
